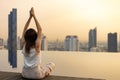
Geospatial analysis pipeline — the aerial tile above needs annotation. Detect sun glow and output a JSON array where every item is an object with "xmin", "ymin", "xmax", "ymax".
[
  {"xmin": 86, "ymin": 5, "xmax": 106, "ymax": 19},
  {"xmin": 72, "ymin": 0, "xmax": 107, "ymax": 19}
]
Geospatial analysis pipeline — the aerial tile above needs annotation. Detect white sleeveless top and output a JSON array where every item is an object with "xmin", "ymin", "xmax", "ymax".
[{"xmin": 22, "ymin": 46, "xmax": 41, "ymax": 68}]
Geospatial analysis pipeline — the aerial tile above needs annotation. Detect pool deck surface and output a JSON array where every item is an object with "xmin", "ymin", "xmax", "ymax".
[{"xmin": 0, "ymin": 71, "xmax": 105, "ymax": 80}]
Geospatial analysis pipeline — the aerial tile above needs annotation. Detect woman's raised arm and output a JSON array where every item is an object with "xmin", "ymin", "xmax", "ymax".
[
  {"xmin": 21, "ymin": 10, "xmax": 32, "ymax": 48},
  {"xmin": 30, "ymin": 7, "xmax": 42, "ymax": 50}
]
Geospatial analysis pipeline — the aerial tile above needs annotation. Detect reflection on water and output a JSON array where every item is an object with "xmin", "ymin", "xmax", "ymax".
[{"xmin": 0, "ymin": 50, "xmax": 120, "ymax": 80}]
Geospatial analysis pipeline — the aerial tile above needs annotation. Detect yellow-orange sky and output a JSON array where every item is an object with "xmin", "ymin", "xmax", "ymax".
[{"xmin": 0, "ymin": 0, "xmax": 120, "ymax": 42}]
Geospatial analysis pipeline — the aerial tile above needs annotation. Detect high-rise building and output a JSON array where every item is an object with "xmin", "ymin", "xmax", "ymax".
[
  {"xmin": 0, "ymin": 38, "xmax": 4, "ymax": 49},
  {"xmin": 88, "ymin": 27, "xmax": 97, "ymax": 51},
  {"xmin": 64, "ymin": 35, "xmax": 79, "ymax": 51},
  {"xmin": 41, "ymin": 34, "xmax": 48, "ymax": 50},
  {"xmin": 17, "ymin": 36, "xmax": 21, "ymax": 50},
  {"xmin": 108, "ymin": 33, "xmax": 117, "ymax": 52},
  {"xmin": 8, "ymin": 8, "xmax": 17, "ymax": 68}
]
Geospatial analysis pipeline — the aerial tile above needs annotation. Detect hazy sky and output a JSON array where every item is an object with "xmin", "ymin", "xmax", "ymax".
[{"xmin": 0, "ymin": 0, "xmax": 120, "ymax": 42}]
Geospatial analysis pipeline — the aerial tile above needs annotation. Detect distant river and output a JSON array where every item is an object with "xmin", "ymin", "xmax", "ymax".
[{"xmin": 0, "ymin": 50, "xmax": 120, "ymax": 80}]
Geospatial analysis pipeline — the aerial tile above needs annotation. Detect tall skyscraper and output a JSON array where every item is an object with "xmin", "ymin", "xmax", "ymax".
[
  {"xmin": 17, "ymin": 36, "xmax": 21, "ymax": 50},
  {"xmin": 41, "ymin": 34, "xmax": 48, "ymax": 50},
  {"xmin": 8, "ymin": 8, "xmax": 17, "ymax": 68},
  {"xmin": 88, "ymin": 27, "xmax": 97, "ymax": 51},
  {"xmin": 0, "ymin": 38, "xmax": 4, "ymax": 49},
  {"xmin": 64, "ymin": 35, "xmax": 79, "ymax": 51},
  {"xmin": 108, "ymin": 33, "xmax": 117, "ymax": 52}
]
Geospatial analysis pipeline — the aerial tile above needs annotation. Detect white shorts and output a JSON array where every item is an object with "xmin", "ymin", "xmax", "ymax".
[{"xmin": 22, "ymin": 62, "xmax": 55, "ymax": 79}]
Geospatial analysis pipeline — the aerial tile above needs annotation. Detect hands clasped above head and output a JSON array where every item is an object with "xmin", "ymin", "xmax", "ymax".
[{"xmin": 30, "ymin": 7, "xmax": 35, "ymax": 17}]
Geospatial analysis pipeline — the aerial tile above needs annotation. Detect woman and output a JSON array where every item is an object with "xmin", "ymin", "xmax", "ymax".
[{"xmin": 21, "ymin": 7, "xmax": 55, "ymax": 79}]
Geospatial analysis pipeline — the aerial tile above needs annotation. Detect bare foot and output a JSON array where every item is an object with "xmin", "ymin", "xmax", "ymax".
[{"xmin": 45, "ymin": 72, "xmax": 50, "ymax": 77}]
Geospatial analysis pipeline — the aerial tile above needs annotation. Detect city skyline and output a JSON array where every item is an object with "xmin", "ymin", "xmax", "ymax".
[{"xmin": 1, "ymin": 0, "xmax": 120, "ymax": 42}]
